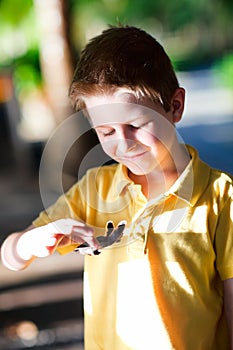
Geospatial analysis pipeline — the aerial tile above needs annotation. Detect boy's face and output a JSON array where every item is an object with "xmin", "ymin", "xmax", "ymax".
[{"xmin": 84, "ymin": 88, "xmax": 184, "ymax": 176}]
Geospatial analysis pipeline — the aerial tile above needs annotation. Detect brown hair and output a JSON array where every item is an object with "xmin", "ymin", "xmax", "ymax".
[{"xmin": 69, "ymin": 25, "xmax": 179, "ymax": 112}]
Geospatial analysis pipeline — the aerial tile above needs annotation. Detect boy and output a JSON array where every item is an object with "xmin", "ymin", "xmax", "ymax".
[{"xmin": 1, "ymin": 26, "xmax": 233, "ymax": 349}]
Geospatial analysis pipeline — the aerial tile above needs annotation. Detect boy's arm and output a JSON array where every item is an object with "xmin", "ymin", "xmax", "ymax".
[
  {"xmin": 0, "ymin": 224, "xmax": 64, "ymax": 271},
  {"xmin": 224, "ymin": 278, "xmax": 233, "ymax": 348},
  {"xmin": 1, "ymin": 227, "xmax": 36, "ymax": 271},
  {"xmin": 1, "ymin": 219, "xmax": 99, "ymax": 271}
]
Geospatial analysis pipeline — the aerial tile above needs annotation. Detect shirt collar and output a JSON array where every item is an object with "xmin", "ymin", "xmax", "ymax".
[
  {"xmin": 167, "ymin": 145, "xmax": 211, "ymax": 206},
  {"xmin": 111, "ymin": 145, "xmax": 211, "ymax": 207},
  {"xmin": 111, "ymin": 163, "xmax": 133, "ymax": 197}
]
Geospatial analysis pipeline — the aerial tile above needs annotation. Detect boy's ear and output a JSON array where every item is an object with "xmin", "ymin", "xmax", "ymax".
[{"xmin": 171, "ymin": 87, "xmax": 185, "ymax": 123}]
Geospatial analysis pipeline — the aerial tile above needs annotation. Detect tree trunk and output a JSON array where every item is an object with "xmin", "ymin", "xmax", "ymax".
[{"xmin": 33, "ymin": 0, "xmax": 74, "ymax": 124}]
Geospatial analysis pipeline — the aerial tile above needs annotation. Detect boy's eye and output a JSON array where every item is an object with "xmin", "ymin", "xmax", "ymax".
[
  {"xmin": 129, "ymin": 124, "xmax": 140, "ymax": 130},
  {"xmin": 130, "ymin": 121, "xmax": 152, "ymax": 131},
  {"xmin": 102, "ymin": 129, "xmax": 115, "ymax": 136},
  {"xmin": 95, "ymin": 127, "xmax": 115, "ymax": 136}
]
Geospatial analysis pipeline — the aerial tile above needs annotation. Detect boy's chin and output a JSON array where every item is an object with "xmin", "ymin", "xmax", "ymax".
[
  {"xmin": 126, "ymin": 158, "xmax": 163, "ymax": 178},
  {"xmin": 126, "ymin": 164, "xmax": 153, "ymax": 177}
]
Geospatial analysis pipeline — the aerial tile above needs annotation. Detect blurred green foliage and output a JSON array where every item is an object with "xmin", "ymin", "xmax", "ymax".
[
  {"xmin": 69, "ymin": 0, "xmax": 233, "ymax": 75},
  {"xmin": 0, "ymin": 0, "xmax": 232, "ymax": 96},
  {"xmin": 13, "ymin": 49, "xmax": 42, "ymax": 96},
  {"xmin": 214, "ymin": 53, "xmax": 233, "ymax": 88},
  {"xmin": 0, "ymin": 0, "xmax": 40, "ymax": 95},
  {"xmin": 0, "ymin": 0, "xmax": 32, "ymax": 25}
]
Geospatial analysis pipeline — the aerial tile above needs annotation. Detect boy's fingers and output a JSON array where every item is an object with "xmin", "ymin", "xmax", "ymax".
[
  {"xmin": 44, "ymin": 234, "xmax": 65, "ymax": 255},
  {"xmin": 75, "ymin": 236, "xmax": 100, "ymax": 250},
  {"xmin": 74, "ymin": 246, "xmax": 101, "ymax": 256},
  {"xmin": 71, "ymin": 227, "xmax": 99, "ymax": 249},
  {"xmin": 53, "ymin": 233, "xmax": 65, "ymax": 242},
  {"xmin": 51, "ymin": 220, "xmax": 99, "ymax": 249},
  {"xmin": 57, "ymin": 235, "xmax": 72, "ymax": 247}
]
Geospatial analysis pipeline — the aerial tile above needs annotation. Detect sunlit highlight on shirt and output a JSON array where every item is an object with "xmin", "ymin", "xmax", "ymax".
[
  {"xmin": 165, "ymin": 261, "xmax": 194, "ymax": 295},
  {"xmin": 116, "ymin": 259, "xmax": 171, "ymax": 349}
]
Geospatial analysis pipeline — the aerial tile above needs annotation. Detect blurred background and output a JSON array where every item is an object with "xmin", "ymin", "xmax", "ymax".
[{"xmin": 0, "ymin": 0, "xmax": 232, "ymax": 349}]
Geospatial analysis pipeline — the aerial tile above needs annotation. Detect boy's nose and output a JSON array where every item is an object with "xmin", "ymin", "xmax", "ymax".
[{"xmin": 115, "ymin": 138, "xmax": 137, "ymax": 155}]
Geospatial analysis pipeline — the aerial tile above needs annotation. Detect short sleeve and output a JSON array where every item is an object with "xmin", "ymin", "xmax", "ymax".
[
  {"xmin": 33, "ymin": 180, "xmax": 86, "ymax": 227},
  {"xmin": 32, "ymin": 181, "xmax": 86, "ymax": 255},
  {"xmin": 215, "ymin": 193, "xmax": 233, "ymax": 280}
]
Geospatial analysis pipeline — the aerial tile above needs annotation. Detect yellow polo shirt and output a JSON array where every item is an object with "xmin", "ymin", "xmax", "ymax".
[{"xmin": 33, "ymin": 145, "xmax": 233, "ymax": 349}]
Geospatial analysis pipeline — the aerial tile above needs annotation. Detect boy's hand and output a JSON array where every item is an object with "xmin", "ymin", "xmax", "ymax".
[
  {"xmin": 16, "ymin": 218, "xmax": 99, "ymax": 260},
  {"xmin": 75, "ymin": 220, "xmax": 126, "ymax": 255}
]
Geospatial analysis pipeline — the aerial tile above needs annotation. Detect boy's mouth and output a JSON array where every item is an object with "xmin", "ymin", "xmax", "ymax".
[{"xmin": 119, "ymin": 151, "xmax": 147, "ymax": 160}]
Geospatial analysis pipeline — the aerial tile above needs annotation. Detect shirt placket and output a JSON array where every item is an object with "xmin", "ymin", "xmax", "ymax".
[{"xmin": 127, "ymin": 192, "xmax": 169, "ymax": 257}]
